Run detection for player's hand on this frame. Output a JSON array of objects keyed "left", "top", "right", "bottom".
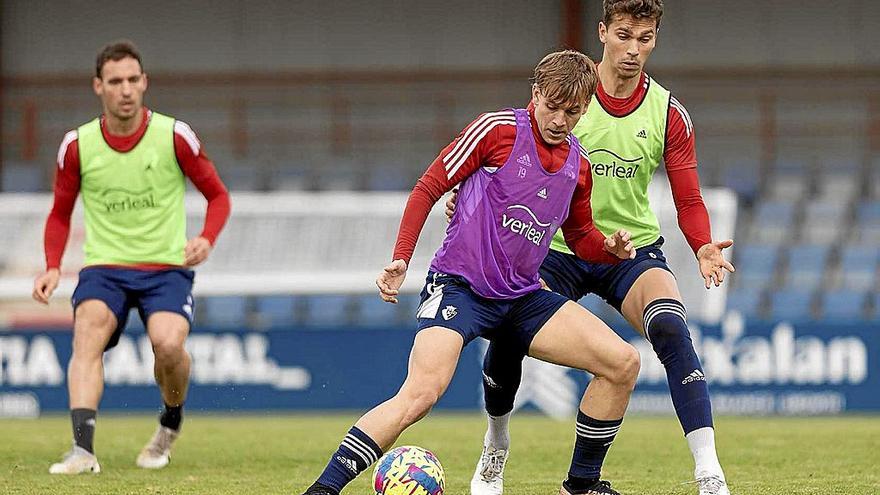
[
  {"left": 184, "top": 236, "right": 213, "bottom": 267},
  {"left": 444, "top": 188, "right": 459, "bottom": 223},
  {"left": 32, "top": 268, "right": 60, "bottom": 305},
  {"left": 604, "top": 229, "right": 636, "bottom": 260},
  {"left": 697, "top": 239, "right": 735, "bottom": 289},
  {"left": 376, "top": 259, "right": 408, "bottom": 304}
]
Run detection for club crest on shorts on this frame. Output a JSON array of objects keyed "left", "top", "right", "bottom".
[{"left": 441, "top": 305, "right": 458, "bottom": 320}]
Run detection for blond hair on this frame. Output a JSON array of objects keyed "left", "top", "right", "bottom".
[{"left": 531, "top": 50, "right": 598, "bottom": 107}]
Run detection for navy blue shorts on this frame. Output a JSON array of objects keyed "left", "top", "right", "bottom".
[
  {"left": 415, "top": 272, "right": 568, "bottom": 353},
  {"left": 71, "top": 267, "right": 195, "bottom": 350},
  {"left": 541, "top": 236, "right": 673, "bottom": 311}
]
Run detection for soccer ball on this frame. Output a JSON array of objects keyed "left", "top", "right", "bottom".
[{"left": 373, "top": 445, "right": 445, "bottom": 495}]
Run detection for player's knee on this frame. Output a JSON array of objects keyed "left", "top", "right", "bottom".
[
  {"left": 151, "top": 337, "right": 186, "bottom": 364},
  {"left": 74, "top": 303, "right": 115, "bottom": 333},
  {"left": 644, "top": 299, "right": 693, "bottom": 357},
  {"left": 615, "top": 344, "right": 641, "bottom": 389}
]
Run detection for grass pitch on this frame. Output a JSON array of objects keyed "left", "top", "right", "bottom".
[{"left": 2, "top": 414, "right": 877, "bottom": 494}]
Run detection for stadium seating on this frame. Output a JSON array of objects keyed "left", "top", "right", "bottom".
[
  {"left": 302, "top": 294, "right": 353, "bottom": 326},
  {"left": 837, "top": 246, "right": 878, "bottom": 291},
  {"left": 801, "top": 201, "right": 847, "bottom": 244},
  {"left": 253, "top": 295, "right": 298, "bottom": 328},
  {"left": 768, "top": 289, "right": 815, "bottom": 322},
  {"left": 356, "top": 293, "right": 401, "bottom": 326},
  {"left": 200, "top": 296, "right": 250, "bottom": 328},
  {"left": 719, "top": 161, "right": 760, "bottom": 203},
  {"left": 783, "top": 244, "right": 830, "bottom": 291},
  {"left": 747, "top": 201, "right": 795, "bottom": 245},
  {"left": 872, "top": 293, "right": 880, "bottom": 320},
  {"left": 734, "top": 244, "right": 779, "bottom": 290},
  {"left": 726, "top": 288, "right": 763, "bottom": 317},
  {"left": 820, "top": 289, "right": 868, "bottom": 321},
  {"left": 768, "top": 170, "right": 809, "bottom": 202},
  {"left": 1, "top": 162, "right": 45, "bottom": 192}
]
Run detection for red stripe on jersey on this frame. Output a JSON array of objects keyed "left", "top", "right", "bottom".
[{"left": 392, "top": 105, "right": 612, "bottom": 265}]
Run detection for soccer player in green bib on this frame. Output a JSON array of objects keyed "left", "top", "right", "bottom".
[
  {"left": 464, "top": 2, "right": 735, "bottom": 495},
  {"left": 32, "top": 41, "right": 231, "bottom": 474}
]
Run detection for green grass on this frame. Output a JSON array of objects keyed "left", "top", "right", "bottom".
[{"left": 2, "top": 414, "right": 878, "bottom": 494}]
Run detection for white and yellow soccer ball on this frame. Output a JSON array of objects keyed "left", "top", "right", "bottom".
[{"left": 373, "top": 445, "right": 445, "bottom": 495}]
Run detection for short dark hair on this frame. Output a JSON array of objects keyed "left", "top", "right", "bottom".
[
  {"left": 531, "top": 50, "right": 598, "bottom": 107},
  {"left": 95, "top": 40, "right": 143, "bottom": 78},
  {"left": 602, "top": 0, "right": 663, "bottom": 29}
]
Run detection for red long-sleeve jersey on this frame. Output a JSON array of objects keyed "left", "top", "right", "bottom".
[
  {"left": 45, "top": 108, "right": 231, "bottom": 270},
  {"left": 392, "top": 105, "right": 618, "bottom": 266},
  {"left": 596, "top": 70, "right": 712, "bottom": 254}
]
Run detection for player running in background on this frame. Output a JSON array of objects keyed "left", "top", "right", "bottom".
[
  {"left": 32, "top": 40, "right": 231, "bottom": 474},
  {"left": 462, "top": 2, "right": 736, "bottom": 495},
  {"left": 299, "top": 50, "right": 639, "bottom": 495}
]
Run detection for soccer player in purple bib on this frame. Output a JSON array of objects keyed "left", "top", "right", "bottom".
[
  {"left": 464, "top": 2, "right": 736, "bottom": 495},
  {"left": 299, "top": 51, "right": 638, "bottom": 495}
]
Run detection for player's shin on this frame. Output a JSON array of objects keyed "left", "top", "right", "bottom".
[
  {"left": 314, "top": 426, "right": 384, "bottom": 494},
  {"left": 643, "top": 299, "right": 722, "bottom": 476},
  {"left": 481, "top": 339, "right": 525, "bottom": 450}
]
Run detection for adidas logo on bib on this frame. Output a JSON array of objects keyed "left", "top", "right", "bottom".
[
  {"left": 636, "top": 129, "right": 647, "bottom": 139},
  {"left": 517, "top": 154, "right": 532, "bottom": 167},
  {"left": 537, "top": 188, "right": 548, "bottom": 199}
]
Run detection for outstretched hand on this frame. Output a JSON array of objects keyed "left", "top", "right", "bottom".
[
  {"left": 604, "top": 229, "right": 636, "bottom": 260},
  {"left": 376, "top": 259, "right": 408, "bottom": 303},
  {"left": 697, "top": 239, "right": 735, "bottom": 288}
]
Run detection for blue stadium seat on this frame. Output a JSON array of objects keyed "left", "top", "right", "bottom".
[
  {"left": 872, "top": 293, "right": 880, "bottom": 321},
  {"left": 367, "top": 165, "right": 416, "bottom": 191},
  {"left": 253, "top": 295, "right": 297, "bottom": 328},
  {"left": 749, "top": 202, "right": 795, "bottom": 245},
  {"left": 720, "top": 164, "right": 759, "bottom": 203},
  {"left": 356, "top": 294, "right": 400, "bottom": 326},
  {"left": 395, "top": 294, "right": 422, "bottom": 324},
  {"left": 303, "top": 294, "right": 352, "bottom": 326},
  {"left": 726, "top": 288, "right": 763, "bottom": 318},
  {"left": 753, "top": 201, "right": 795, "bottom": 227},
  {"left": 768, "top": 171, "right": 809, "bottom": 202},
  {"left": 838, "top": 246, "right": 878, "bottom": 291},
  {"left": 1, "top": 162, "right": 45, "bottom": 192},
  {"left": 802, "top": 202, "right": 847, "bottom": 244},
  {"left": 201, "top": 296, "right": 250, "bottom": 328},
  {"left": 218, "top": 164, "right": 264, "bottom": 191},
  {"left": 734, "top": 244, "right": 779, "bottom": 290},
  {"left": 768, "top": 289, "right": 815, "bottom": 322},
  {"left": 820, "top": 289, "right": 867, "bottom": 321},
  {"left": 818, "top": 172, "right": 859, "bottom": 201},
  {"left": 857, "top": 201, "right": 880, "bottom": 226},
  {"left": 784, "top": 244, "right": 829, "bottom": 290}
]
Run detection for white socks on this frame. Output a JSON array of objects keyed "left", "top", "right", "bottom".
[
  {"left": 686, "top": 427, "right": 725, "bottom": 479},
  {"left": 484, "top": 413, "right": 511, "bottom": 450}
]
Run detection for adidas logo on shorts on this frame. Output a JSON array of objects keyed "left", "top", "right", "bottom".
[{"left": 682, "top": 369, "right": 706, "bottom": 385}]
